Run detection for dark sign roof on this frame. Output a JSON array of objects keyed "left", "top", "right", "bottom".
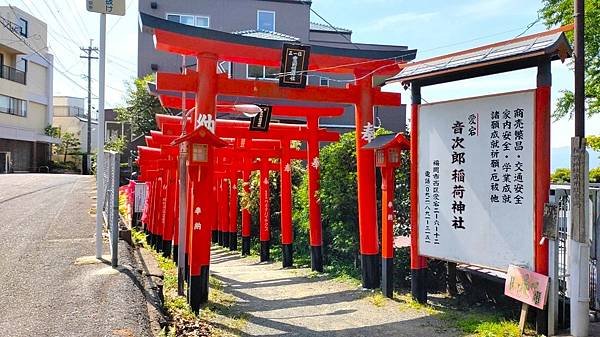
[
  {"left": 386, "top": 25, "right": 572, "bottom": 87},
  {"left": 362, "top": 133, "right": 409, "bottom": 150}
]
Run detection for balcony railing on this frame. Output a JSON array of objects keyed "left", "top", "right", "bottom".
[{"left": 0, "top": 65, "right": 26, "bottom": 85}]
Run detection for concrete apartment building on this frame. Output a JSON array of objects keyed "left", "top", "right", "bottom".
[
  {"left": 0, "top": 6, "right": 55, "bottom": 173},
  {"left": 138, "top": 0, "right": 407, "bottom": 132},
  {"left": 53, "top": 96, "right": 98, "bottom": 154}
]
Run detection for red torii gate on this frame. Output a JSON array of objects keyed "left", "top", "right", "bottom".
[
  {"left": 140, "top": 12, "right": 415, "bottom": 310},
  {"left": 157, "top": 113, "right": 339, "bottom": 267}
]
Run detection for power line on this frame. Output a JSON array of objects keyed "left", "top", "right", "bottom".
[
  {"left": 299, "top": 0, "right": 360, "bottom": 50},
  {"left": 107, "top": 0, "right": 135, "bottom": 34}
]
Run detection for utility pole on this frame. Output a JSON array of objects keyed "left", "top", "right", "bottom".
[
  {"left": 570, "top": 0, "right": 589, "bottom": 336},
  {"left": 80, "top": 40, "right": 98, "bottom": 175}
]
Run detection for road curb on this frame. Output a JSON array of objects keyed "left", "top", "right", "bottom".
[{"left": 132, "top": 243, "right": 168, "bottom": 336}]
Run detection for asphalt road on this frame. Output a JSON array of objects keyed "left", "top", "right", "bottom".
[{"left": 0, "top": 174, "right": 151, "bottom": 337}]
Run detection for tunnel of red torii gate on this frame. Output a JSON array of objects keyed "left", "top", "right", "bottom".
[{"left": 137, "top": 12, "right": 416, "bottom": 311}]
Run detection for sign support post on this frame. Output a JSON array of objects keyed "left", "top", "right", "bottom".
[
  {"left": 95, "top": 12, "right": 107, "bottom": 260},
  {"left": 410, "top": 84, "right": 428, "bottom": 303},
  {"left": 570, "top": 0, "right": 589, "bottom": 335}
]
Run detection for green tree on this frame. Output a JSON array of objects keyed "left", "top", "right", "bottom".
[
  {"left": 104, "top": 136, "right": 127, "bottom": 153},
  {"left": 540, "top": 0, "right": 600, "bottom": 119},
  {"left": 115, "top": 74, "right": 167, "bottom": 137},
  {"left": 57, "top": 132, "right": 81, "bottom": 163},
  {"left": 551, "top": 168, "right": 571, "bottom": 183},
  {"left": 589, "top": 167, "right": 600, "bottom": 183}
]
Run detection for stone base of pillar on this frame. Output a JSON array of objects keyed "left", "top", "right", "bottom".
[
  {"left": 241, "top": 236, "right": 251, "bottom": 256},
  {"left": 188, "top": 266, "right": 209, "bottom": 313},
  {"left": 260, "top": 240, "right": 270, "bottom": 262},
  {"left": 222, "top": 232, "right": 230, "bottom": 248},
  {"left": 310, "top": 245, "right": 323, "bottom": 272},
  {"left": 229, "top": 232, "right": 237, "bottom": 251},
  {"left": 217, "top": 230, "right": 223, "bottom": 246},
  {"left": 184, "top": 253, "right": 189, "bottom": 281},
  {"left": 282, "top": 244, "right": 293, "bottom": 268},
  {"left": 162, "top": 240, "right": 172, "bottom": 259},
  {"left": 382, "top": 257, "right": 394, "bottom": 298},
  {"left": 361, "top": 253, "right": 380, "bottom": 289},
  {"left": 411, "top": 268, "right": 427, "bottom": 304}
]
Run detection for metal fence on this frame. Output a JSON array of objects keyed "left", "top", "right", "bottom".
[
  {"left": 550, "top": 187, "right": 600, "bottom": 331},
  {"left": 102, "top": 151, "right": 120, "bottom": 268}
]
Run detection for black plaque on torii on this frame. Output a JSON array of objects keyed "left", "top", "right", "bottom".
[{"left": 279, "top": 43, "right": 311, "bottom": 88}]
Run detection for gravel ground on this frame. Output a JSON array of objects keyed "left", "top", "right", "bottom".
[
  {"left": 0, "top": 174, "right": 151, "bottom": 337},
  {"left": 210, "top": 247, "right": 460, "bottom": 337}
]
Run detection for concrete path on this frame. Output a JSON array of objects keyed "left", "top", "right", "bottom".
[
  {"left": 0, "top": 174, "right": 151, "bottom": 337},
  {"left": 210, "top": 247, "right": 459, "bottom": 337}
]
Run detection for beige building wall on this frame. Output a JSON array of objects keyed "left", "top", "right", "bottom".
[{"left": 0, "top": 5, "right": 56, "bottom": 172}]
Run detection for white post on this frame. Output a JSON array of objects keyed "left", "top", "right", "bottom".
[
  {"left": 570, "top": 139, "right": 590, "bottom": 337},
  {"left": 95, "top": 13, "right": 107, "bottom": 259}
]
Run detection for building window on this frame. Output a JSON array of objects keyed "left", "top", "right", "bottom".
[
  {"left": 319, "top": 77, "right": 330, "bottom": 87},
  {"left": 246, "top": 65, "right": 278, "bottom": 81},
  {"left": 257, "top": 10, "right": 275, "bottom": 32},
  {"left": 0, "top": 94, "right": 27, "bottom": 117},
  {"left": 167, "top": 14, "right": 210, "bottom": 28},
  {"left": 218, "top": 61, "right": 232, "bottom": 78},
  {"left": 19, "top": 18, "right": 27, "bottom": 37}
]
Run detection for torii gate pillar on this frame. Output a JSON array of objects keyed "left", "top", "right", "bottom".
[
  {"left": 355, "top": 74, "right": 380, "bottom": 289},
  {"left": 188, "top": 54, "right": 218, "bottom": 312},
  {"left": 259, "top": 159, "right": 271, "bottom": 262},
  {"left": 280, "top": 139, "right": 294, "bottom": 268},
  {"left": 307, "top": 117, "right": 323, "bottom": 272},
  {"left": 241, "top": 170, "right": 252, "bottom": 256}
]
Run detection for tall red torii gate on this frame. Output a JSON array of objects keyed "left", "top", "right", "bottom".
[
  {"left": 140, "top": 13, "right": 416, "bottom": 309},
  {"left": 157, "top": 113, "right": 339, "bottom": 268}
]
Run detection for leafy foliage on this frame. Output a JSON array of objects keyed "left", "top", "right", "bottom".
[
  {"left": 551, "top": 167, "right": 571, "bottom": 183},
  {"left": 105, "top": 136, "right": 127, "bottom": 153},
  {"left": 44, "top": 125, "right": 60, "bottom": 138},
  {"left": 115, "top": 74, "right": 167, "bottom": 137},
  {"left": 57, "top": 131, "right": 81, "bottom": 163},
  {"left": 540, "top": 0, "right": 600, "bottom": 119}
]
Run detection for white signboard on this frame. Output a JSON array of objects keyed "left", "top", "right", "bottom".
[
  {"left": 86, "top": 0, "right": 126, "bottom": 16},
  {"left": 134, "top": 183, "right": 147, "bottom": 213},
  {"left": 418, "top": 90, "right": 536, "bottom": 271}
]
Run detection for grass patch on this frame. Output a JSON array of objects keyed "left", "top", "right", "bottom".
[
  {"left": 440, "top": 309, "right": 522, "bottom": 337},
  {"left": 368, "top": 292, "right": 387, "bottom": 307},
  {"left": 131, "top": 227, "right": 247, "bottom": 336}
]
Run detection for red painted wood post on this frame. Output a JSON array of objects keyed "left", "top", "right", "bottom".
[
  {"left": 229, "top": 174, "right": 239, "bottom": 251},
  {"left": 241, "top": 169, "right": 252, "bottom": 256},
  {"left": 173, "top": 171, "right": 180, "bottom": 264},
  {"left": 535, "top": 62, "right": 551, "bottom": 276},
  {"left": 410, "top": 85, "right": 428, "bottom": 303},
  {"left": 162, "top": 165, "right": 177, "bottom": 258},
  {"left": 307, "top": 117, "right": 323, "bottom": 272},
  {"left": 355, "top": 73, "right": 380, "bottom": 288},
  {"left": 381, "top": 166, "right": 395, "bottom": 298},
  {"left": 216, "top": 178, "right": 224, "bottom": 246},
  {"left": 221, "top": 178, "right": 231, "bottom": 248},
  {"left": 188, "top": 54, "right": 218, "bottom": 312},
  {"left": 280, "top": 139, "right": 294, "bottom": 267},
  {"left": 259, "top": 159, "right": 271, "bottom": 262}
]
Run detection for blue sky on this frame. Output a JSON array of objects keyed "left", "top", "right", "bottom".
[{"left": 3, "top": 0, "right": 596, "bottom": 169}]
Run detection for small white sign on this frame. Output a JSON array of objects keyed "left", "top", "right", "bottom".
[
  {"left": 418, "top": 90, "right": 536, "bottom": 271},
  {"left": 86, "top": 0, "right": 126, "bottom": 16}
]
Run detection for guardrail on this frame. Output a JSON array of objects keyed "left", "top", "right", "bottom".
[
  {"left": 102, "top": 151, "right": 120, "bottom": 267},
  {"left": 0, "top": 65, "right": 26, "bottom": 85}
]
